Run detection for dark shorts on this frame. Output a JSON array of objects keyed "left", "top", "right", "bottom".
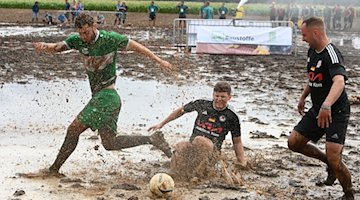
[
  {"left": 149, "top": 13, "right": 156, "bottom": 21},
  {"left": 179, "top": 15, "right": 186, "bottom": 18},
  {"left": 294, "top": 104, "right": 350, "bottom": 144},
  {"left": 78, "top": 89, "right": 121, "bottom": 134}
]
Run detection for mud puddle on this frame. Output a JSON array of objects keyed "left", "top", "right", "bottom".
[{"left": 0, "top": 77, "right": 295, "bottom": 148}]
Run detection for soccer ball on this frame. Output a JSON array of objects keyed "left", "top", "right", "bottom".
[{"left": 149, "top": 173, "right": 175, "bottom": 197}]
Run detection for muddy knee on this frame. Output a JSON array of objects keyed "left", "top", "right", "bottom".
[
  {"left": 326, "top": 142, "right": 344, "bottom": 171},
  {"left": 66, "top": 118, "right": 87, "bottom": 137},
  {"left": 99, "top": 129, "right": 116, "bottom": 151},
  {"left": 192, "top": 136, "right": 214, "bottom": 151},
  {"left": 101, "top": 140, "right": 115, "bottom": 151},
  {"left": 287, "top": 131, "right": 305, "bottom": 152},
  {"left": 287, "top": 137, "right": 298, "bottom": 151}
]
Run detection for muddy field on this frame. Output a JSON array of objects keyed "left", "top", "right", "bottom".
[{"left": 0, "top": 8, "right": 359, "bottom": 200}]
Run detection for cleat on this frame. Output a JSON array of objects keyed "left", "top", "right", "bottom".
[{"left": 150, "top": 131, "right": 172, "bottom": 158}]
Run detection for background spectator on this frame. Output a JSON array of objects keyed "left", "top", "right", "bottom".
[
  {"left": 64, "top": 0, "right": 71, "bottom": 21},
  {"left": 32, "top": 1, "right": 40, "bottom": 22},
  {"left": 218, "top": 2, "right": 228, "bottom": 19},
  {"left": 202, "top": 1, "right": 213, "bottom": 19},
  {"left": 148, "top": 1, "right": 159, "bottom": 28}
]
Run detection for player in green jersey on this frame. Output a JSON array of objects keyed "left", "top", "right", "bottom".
[{"left": 33, "top": 13, "right": 172, "bottom": 176}]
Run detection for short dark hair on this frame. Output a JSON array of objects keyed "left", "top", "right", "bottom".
[
  {"left": 75, "top": 13, "right": 94, "bottom": 28},
  {"left": 302, "top": 17, "right": 324, "bottom": 29},
  {"left": 214, "top": 81, "right": 231, "bottom": 95}
]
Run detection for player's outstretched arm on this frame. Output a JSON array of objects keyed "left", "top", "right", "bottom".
[
  {"left": 148, "top": 106, "right": 185, "bottom": 132},
  {"left": 127, "top": 40, "right": 172, "bottom": 71},
  {"left": 33, "top": 42, "right": 67, "bottom": 54}
]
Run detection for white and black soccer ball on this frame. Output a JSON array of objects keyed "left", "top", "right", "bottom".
[{"left": 149, "top": 173, "right": 175, "bottom": 197}]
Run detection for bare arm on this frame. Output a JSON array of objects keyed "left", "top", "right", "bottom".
[
  {"left": 33, "top": 42, "right": 67, "bottom": 54},
  {"left": 317, "top": 75, "right": 345, "bottom": 128},
  {"left": 127, "top": 40, "right": 172, "bottom": 71},
  {"left": 233, "top": 136, "right": 246, "bottom": 165},
  {"left": 298, "top": 83, "right": 310, "bottom": 115},
  {"left": 148, "top": 106, "right": 185, "bottom": 131}
]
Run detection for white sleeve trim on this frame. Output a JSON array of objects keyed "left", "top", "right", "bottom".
[
  {"left": 126, "top": 38, "right": 131, "bottom": 50},
  {"left": 62, "top": 41, "right": 70, "bottom": 49}
]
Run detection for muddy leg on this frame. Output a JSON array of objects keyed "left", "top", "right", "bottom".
[
  {"left": 49, "top": 118, "right": 88, "bottom": 173},
  {"left": 100, "top": 129, "right": 171, "bottom": 157},
  {"left": 99, "top": 127, "right": 151, "bottom": 150},
  {"left": 288, "top": 130, "right": 328, "bottom": 164},
  {"left": 326, "top": 142, "right": 353, "bottom": 196}
]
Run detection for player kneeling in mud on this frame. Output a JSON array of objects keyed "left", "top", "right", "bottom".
[
  {"left": 32, "top": 13, "right": 172, "bottom": 177},
  {"left": 148, "top": 82, "right": 247, "bottom": 179}
]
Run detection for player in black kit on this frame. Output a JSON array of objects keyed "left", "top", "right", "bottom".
[
  {"left": 287, "top": 17, "right": 354, "bottom": 200},
  {"left": 148, "top": 81, "right": 246, "bottom": 170}
]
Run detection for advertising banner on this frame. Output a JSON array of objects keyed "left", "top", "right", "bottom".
[
  {"left": 197, "top": 26, "right": 292, "bottom": 45},
  {"left": 195, "top": 26, "right": 292, "bottom": 55}
]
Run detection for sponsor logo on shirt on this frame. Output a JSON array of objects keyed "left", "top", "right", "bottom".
[
  {"left": 308, "top": 72, "right": 323, "bottom": 81},
  {"left": 219, "top": 115, "right": 226, "bottom": 122},
  {"left": 195, "top": 120, "right": 224, "bottom": 135},
  {"left": 308, "top": 71, "right": 323, "bottom": 88},
  {"left": 316, "top": 60, "right": 322, "bottom": 68}
]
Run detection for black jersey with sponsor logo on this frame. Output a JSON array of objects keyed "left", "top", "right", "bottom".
[
  {"left": 183, "top": 99, "right": 241, "bottom": 150},
  {"left": 307, "top": 43, "right": 349, "bottom": 112}
]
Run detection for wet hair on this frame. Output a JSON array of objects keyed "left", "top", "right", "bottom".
[
  {"left": 214, "top": 81, "right": 231, "bottom": 95},
  {"left": 74, "top": 13, "right": 94, "bottom": 28},
  {"left": 302, "top": 17, "right": 325, "bottom": 29}
]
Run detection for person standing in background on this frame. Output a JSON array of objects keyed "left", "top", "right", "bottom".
[
  {"left": 64, "top": 0, "right": 71, "bottom": 21},
  {"left": 348, "top": 5, "right": 355, "bottom": 30},
  {"left": 148, "top": 1, "right": 159, "bottom": 28},
  {"left": 32, "top": 1, "right": 40, "bottom": 22},
  {"left": 70, "top": 0, "right": 77, "bottom": 22},
  {"left": 177, "top": 0, "right": 189, "bottom": 28},
  {"left": 202, "top": 1, "right": 213, "bottom": 19},
  {"left": 218, "top": 2, "right": 228, "bottom": 19},
  {"left": 270, "top": 1, "right": 276, "bottom": 21},
  {"left": 199, "top": 1, "right": 206, "bottom": 19},
  {"left": 121, "top": 1, "right": 128, "bottom": 25}
]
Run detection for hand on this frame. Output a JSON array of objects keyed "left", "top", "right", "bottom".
[
  {"left": 297, "top": 98, "right": 306, "bottom": 115},
  {"left": 148, "top": 123, "right": 163, "bottom": 132},
  {"left": 159, "top": 60, "right": 172, "bottom": 72},
  {"left": 235, "top": 160, "right": 252, "bottom": 170},
  {"left": 317, "top": 109, "right": 332, "bottom": 128}
]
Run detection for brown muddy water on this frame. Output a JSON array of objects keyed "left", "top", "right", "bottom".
[{"left": 0, "top": 24, "right": 359, "bottom": 200}]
